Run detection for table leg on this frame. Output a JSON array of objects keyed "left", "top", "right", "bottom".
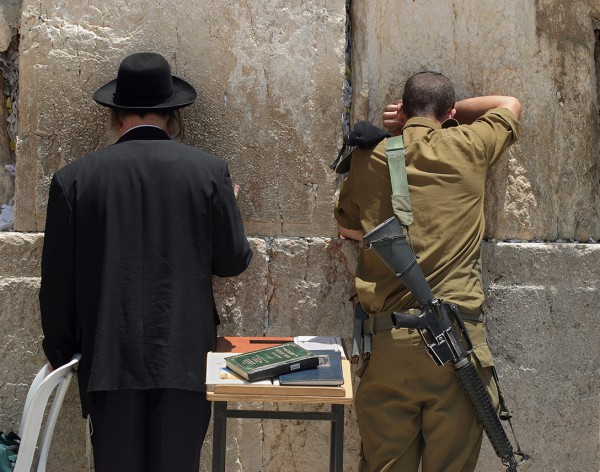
[
  {"left": 211, "top": 401, "right": 346, "bottom": 472},
  {"left": 212, "top": 401, "right": 227, "bottom": 472},
  {"left": 330, "top": 403, "right": 345, "bottom": 472}
]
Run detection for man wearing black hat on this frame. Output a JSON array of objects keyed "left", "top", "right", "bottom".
[{"left": 39, "top": 52, "right": 252, "bottom": 472}]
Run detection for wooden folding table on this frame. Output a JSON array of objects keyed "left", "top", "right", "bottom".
[{"left": 207, "top": 360, "right": 353, "bottom": 472}]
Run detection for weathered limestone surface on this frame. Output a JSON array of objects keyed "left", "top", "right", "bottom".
[
  {"left": 0, "top": 0, "right": 20, "bottom": 52},
  {"left": 593, "top": 0, "right": 600, "bottom": 17},
  {"left": 0, "top": 234, "right": 87, "bottom": 472},
  {"left": 15, "top": 0, "right": 345, "bottom": 236},
  {"left": 0, "top": 87, "right": 13, "bottom": 204},
  {"left": 214, "top": 237, "right": 358, "bottom": 336},
  {"left": 1, "top": 233, "right": 598, "bottom": 471},
  {"left": 0, "top": 233, "right": 362, "bottom": 471},
  {"left": 2, "top": 0, "right": 600, "bottom": 471},
  {"left": 351, "top": 0, "right": 600, "bottom": 241},
  {"left": 0, "top": 231, "right": 41, "bottom": 276},
  {"left": 478, "top": 242, "right": 600, "bottom": 471},
  {"left": 208, "top": 237, "right": 361, "bottom": 471}
]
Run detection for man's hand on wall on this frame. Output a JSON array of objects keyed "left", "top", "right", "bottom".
[{"left": 382, "top": 100, "right": 407, "bottom": 135}]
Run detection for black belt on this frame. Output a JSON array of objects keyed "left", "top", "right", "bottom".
[{"left": 363, "top": 309, "right": 484, "bottom": 334}]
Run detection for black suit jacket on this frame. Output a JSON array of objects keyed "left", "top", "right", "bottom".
[{"left": 39, "top": 126, "right": 252, "bottom": 415}]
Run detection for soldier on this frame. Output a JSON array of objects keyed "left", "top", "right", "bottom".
[{"left": 335, "top": 71, "right": 521, "bottom": 471}]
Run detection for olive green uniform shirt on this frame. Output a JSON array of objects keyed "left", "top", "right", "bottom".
[{"left": 335, "top": 108, "right": 519, "bottom": 315}]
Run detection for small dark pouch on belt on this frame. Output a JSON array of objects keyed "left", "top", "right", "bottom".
[{"left": 351, "top": 302, "right": 371, "bottom": 364}]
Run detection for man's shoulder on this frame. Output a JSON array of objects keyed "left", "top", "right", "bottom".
[
  {"left": 56, "top": 141, "right": 227, "bottom": 183},
  {"left": 425, "top": 107, "right": 518, "bottom": 165},
  {"left": 461, "top": 107, "right": 519, "bottom": 148},
  {"left": 104, "top": 139, "right": 225, "bottom": 165},
  {"left": 481, "top": 106, "right": 519, "bottom": 121},
  {"left": 165, "top": 141, "right": 227, "bottom": 171},
  {"left": 55, "top": 143, "right": 124, "bottom": 174},
  {"left": 54, "top": 148, "right": 102, "bottom": 176},
  {"left": 430, "top": 107, "right": 517, "bottom": 141},
  {"left": 350, "top": 138, "right": 388, "bottom": 169},
  {"left": 466, "top": 107, "right": 519, "bottom": 134}
]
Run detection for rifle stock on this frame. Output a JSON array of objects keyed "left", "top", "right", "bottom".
[{"left": 363, "top": 217, "right": 434, "bottom": 305}]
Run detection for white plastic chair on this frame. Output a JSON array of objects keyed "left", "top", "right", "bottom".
[{"left": 14, "top": 354, "right": 81, "bottom": 472}]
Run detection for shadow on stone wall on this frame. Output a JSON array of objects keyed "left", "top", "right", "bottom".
[{"left": 0, "top": 34, "right": 18, "bottom": 230}]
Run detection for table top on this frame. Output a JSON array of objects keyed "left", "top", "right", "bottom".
[{"left": 206, "top": 359, "right": 354, "bottom": 405}]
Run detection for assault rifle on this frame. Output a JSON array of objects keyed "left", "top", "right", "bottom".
[{"left": 363, "top": 216, "right": 529, "bottom": 472}]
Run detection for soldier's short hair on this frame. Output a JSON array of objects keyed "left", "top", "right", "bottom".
[{"left": 402, "top": 71, "right": 455, "bottom": 121}]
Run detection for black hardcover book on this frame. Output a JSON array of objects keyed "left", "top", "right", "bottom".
[{"left": 278, "top": 350, "right": 343, "bottom": 386}]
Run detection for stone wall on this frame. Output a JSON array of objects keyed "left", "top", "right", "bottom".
[
  {"left": 0, "top": 0, "right": 599, "bottom": 471},
  {"left": 480, "top": 243, "right": 600, "bottom": 471},
  {"left": 0, "top": 81, "right": 13, "bottom": 205},
  {"left": 14, "top": 0, "right": 344, "bottom": 236},
  {"left": 0, "top": 234, "right": 361, "bottom": 472},
  {"left": 0, "top": 28, "right": 18, "bottom": 229},
  {"left": 0, "top": 0, "right": 20, "bottom": 52},
  {"left": 351, "top": 0, "right": 600, "bottom": 241}
]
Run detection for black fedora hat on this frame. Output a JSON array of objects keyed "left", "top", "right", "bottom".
[{"left": 93, "top": 52, "right": 197, "bottom": 111}]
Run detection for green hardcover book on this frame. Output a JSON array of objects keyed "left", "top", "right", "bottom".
[{"left": 225, "top": 342, "right": 319, "bottom": 382}]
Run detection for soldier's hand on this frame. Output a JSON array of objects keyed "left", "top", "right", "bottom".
[{"left": 383, "top": 101, "right": 406, "bottom": 136}]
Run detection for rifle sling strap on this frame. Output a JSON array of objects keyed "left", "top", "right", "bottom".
[{"left": 386, "top": 135, "right": 413, "bottom": 226}]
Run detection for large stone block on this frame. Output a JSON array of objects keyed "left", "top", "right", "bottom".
[
  {"left": 0, "top": 0, "right": 19, "bottom": 52},
  {"left": 214, "top": 237, "right": 359, "bottom": 338},
  {"left": 0, "top": 76, "right": 14, "bottom": 205},
  {"left": 0, "top": 276, "right": 44, "bottom": 425},
  {"left": 213, "top": 238, "right": 269, "bottom": 336},
  {"left": 0, "top": 234, "right": 44, "bottom": 432},
  {"left": 477, "top": 242, "right": 600, "bottom": 471},
  {"left": 206, "top": 237, "right": 361, "bottom": 471},
  {"left": 262, "top": 237, "right": 357, "bottom": 336},
  {"left": 350, "top": 0, "right": 600, "bottom": 241},
  {"left": 1, "top": 237, "right": 599, "bottom": 471},
  {"left": 0, "top": 234, "right": 362, "bottom": 471},
  {"left": 0, "top": 231, "right": 42, "bottom": 277},
  {"left": 0, "top": 273, "right": 88, "bottom": 472},
  {"left": 15, "top": 0, "right": 346, "bottom": 237}
]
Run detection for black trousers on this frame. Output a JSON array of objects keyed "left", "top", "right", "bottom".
[{"left": 89, "top": 388, "right": 212, "bottom": 472}]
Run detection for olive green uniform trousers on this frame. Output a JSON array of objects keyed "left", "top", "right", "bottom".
[{"left": 355, "top": 322, "right": 498, "bottom": 472}]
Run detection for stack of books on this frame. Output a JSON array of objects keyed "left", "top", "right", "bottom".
[
  {"left": 206, "top": 336, "right": 347, "bottom": 397},
  {"left": 225, "top": 342, "right": 320, "bottom": 382}
]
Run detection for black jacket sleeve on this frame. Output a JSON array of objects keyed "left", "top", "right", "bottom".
[
  {"left": 39, "top": 173, "right": 78, "bottom": 368},
  {"left": 212, "top": 163, "right": 252, "bottom": 277}
]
